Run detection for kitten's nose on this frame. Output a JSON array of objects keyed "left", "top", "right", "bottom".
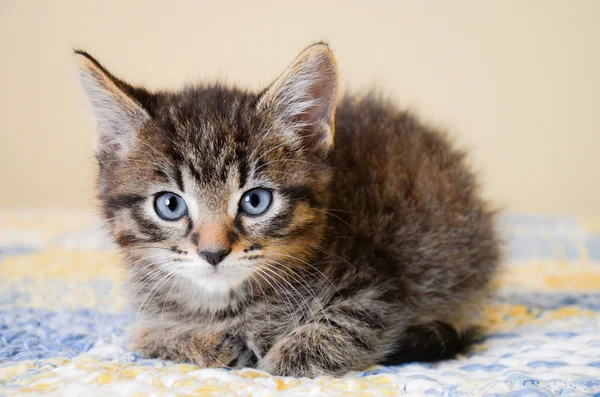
[{"left": 199, "top": 249, "right": 230, "bottom": 266}]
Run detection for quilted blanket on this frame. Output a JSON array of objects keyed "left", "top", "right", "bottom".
[{"left": 1, "top": 210, "right": 599, "bottom": 396}]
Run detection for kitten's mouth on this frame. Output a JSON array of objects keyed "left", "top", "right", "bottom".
[{"left": 170, "top": 257, "right": 254, "bottom": 293}]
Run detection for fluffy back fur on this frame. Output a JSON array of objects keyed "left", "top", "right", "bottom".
[{"left": 76, "top": 43, "right": 499, "bottom": 377}]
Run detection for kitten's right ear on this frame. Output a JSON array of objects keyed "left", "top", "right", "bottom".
[
  {"left": 74, "top": 50, "right": 149, "bottom": 159},
  {"left": 257, "top": 43, "right": 338, "bottom": 153}
]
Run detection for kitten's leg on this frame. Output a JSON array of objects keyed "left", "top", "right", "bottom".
[
  {"left": 258, "top": 304, "right": 388, "bottom": 377},
  {"left": 380, "top": 322, "right": 476, "bottom": 365},
  {"left": 135, "top": 328, "right": 257, "bottom": 368},
  {"left": 259, "top": 312, "right": 472, "bottom": 376}
]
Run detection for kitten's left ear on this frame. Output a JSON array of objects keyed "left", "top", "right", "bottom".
[
  {"left": 74, "top": 50, "right": 150, "bottom": 160},
  {"left": 257, "top": 43, "right": 338, "bottom": 152}
]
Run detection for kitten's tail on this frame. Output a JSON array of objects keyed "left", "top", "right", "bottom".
[{"left": 380, "top": 322, "right": 480, "bottom": 366}]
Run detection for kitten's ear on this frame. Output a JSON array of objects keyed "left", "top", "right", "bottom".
[
  {"left": 74, "top": 50, "right": 150, "bottom": 159},
  {"left": 257, "top": 43, "right": 338, "bottom": 152}
]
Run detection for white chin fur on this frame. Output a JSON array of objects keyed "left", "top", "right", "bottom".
[
  {"left": 169, "top": 260, "right": 252, "bottom": 312},
  {"left": 191, "top": 273, "right": 236, "bottom": 294}
]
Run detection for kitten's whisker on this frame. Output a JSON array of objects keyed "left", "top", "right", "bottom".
[
  {"left": 78, "top": 250, "right": 122, "bottom": 284},
  {"left": 248, "top": 273, "right": 272, "bottom": 330},
  {"left": 111, "top": 260, "right": 173, "bottom": 332},
  {"left": 120, "top": 260, "right": 173, "bottom": 312},
  {"left": 139, "top": 270, "right": 178, "bottom": 322},
  {"left": 256, "top": 169, "right": 318, "bottom": 182},
  {"left": 255, "top": 158, "right": 332, "bottom": 172},
  {"left": 254, "top": 268, "right": 299, "bottom": 329},
  {"left": 136, "top": 140, "right": 175, "bottom": 168},
  {"left": 160, "top": 272, "right": 183, "bottom": 337},
  {"left": 252, "top": 140, "right": 289, "bottom": 164},
  {"left": 244, "top": 275, "right": 256, "bottom": 313},
  {"left": 318, "top": 208, "right": 355, "bottom": 214},
  {"left": 98, "top": 255, "right": 165, "bottom": 317},
  {"left": 314, "top": 208, "right": 356, "bottom": 232},
  {"left": 115, "top": 255, "right": 167, "bottom": 285},
  {"left": 248, "top": 124, "right": 276, "bottom": 164},
  {"left": 97, "top": 159, "right": 170, "bottom": 169},
  {"left": 252, "top": 268, "right": 282, "bottom": 313},
  {"left": 261, "top": 260, "right": 332, "bottom": 330},
  {"left": 313, "top": 246, "right": 357, "bottom": 269},
  {"left": 136, "top": 270, "right": 173, "bottom": 320},
  {"left": 260, "top": 261, "right": 320, "bottom": 324},
  {"left": 129, "top": 245, "right": 186, "bottom": 254},
  {"left": 259, "top": 263, "right": 311, "bottom": 322},
  {"left": 93, "top": 215, "right": 120, "bottom": 226},
  {"left": 262, "top": 257, "right": 324, "bottom": 284},
  {"left": 267, "top": 252, "right": 341, "bottom": 297},
  {"left": 170, "top": 269, "right": 186, "bottom": 325},
  {"left": 124, "top": 262, "right": 171, "bottom": 303},
  {"left": 230, "top": 284, "right": 249, "bottom": 319},
  {"left": 134, "top": 268, "right": 177, "bottom": 331},
  {"left": 105, "top": 254, "right": 166, "bottom": 310}
]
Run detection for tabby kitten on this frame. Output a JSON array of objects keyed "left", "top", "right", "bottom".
[{"left": 76, "top": 43, "right": 499, "bottom": 377}]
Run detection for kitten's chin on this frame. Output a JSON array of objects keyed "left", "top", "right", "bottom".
[
  {"left": 176, "top": 262, "right": 251, "bottom": 296},
  {"left": 190, "top": 275, "right": 237, "bottom": 294}
]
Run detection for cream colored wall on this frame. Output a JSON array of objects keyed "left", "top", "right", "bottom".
[{"left": 1, "top": 0, "right": 598, "bottom": 215}]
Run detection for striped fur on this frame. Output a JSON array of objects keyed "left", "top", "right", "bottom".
[{"left": 76, "top": 43, "right": 499, "bottom": 377}]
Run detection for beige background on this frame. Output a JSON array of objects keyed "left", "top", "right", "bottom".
[{"left": 0, "top": 0, "right": 598, "bottom": 216}]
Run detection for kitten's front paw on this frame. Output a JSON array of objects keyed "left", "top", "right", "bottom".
[
  {"left": 258, "top": 337, "right": 343, "bottom": 378},
  {"left": 135, "top": 329, "right": 257, "bottom": 368},
  {"left": 221, "top": 334, "right": 259, "bottom": 368},
  {"left": 258, "top": 353, "right": 299, "bottom": 377},
  {"left": 258, "top": 322, "right": 368, "bottom": 377},
  {"left": 258, "top": 347, "right": 325, "bottom": 378}
]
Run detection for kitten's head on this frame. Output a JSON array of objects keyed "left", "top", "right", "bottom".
[{"left": 76, "top": 44, "right": 338, "bottom": 294}]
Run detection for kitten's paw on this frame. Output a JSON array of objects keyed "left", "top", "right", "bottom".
[
  {"left": 258, "top": 323, "right": 365, "bottom": 377},
  {"left": 258, "top": 339, "right": 341, "bottom": 378},
  {"left": 220, "top": 334, "right": 258, "bottom": 368},
  {"left": 259, "top": 349, "right": 323, "bottom": 378},
  {"left": 134, "top": 329, "right": 257, "bottom": 368},
  {"left": 258, "top": 354, "right": 298, "bottom": 377}
]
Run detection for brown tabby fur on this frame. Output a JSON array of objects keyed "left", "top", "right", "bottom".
[{"left": 76, "top": 43, "right": 499, "bottom": 377}]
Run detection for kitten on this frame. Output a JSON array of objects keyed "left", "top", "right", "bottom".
[{"left": 76, "top": 43, "right": 499, "bottom": 377}]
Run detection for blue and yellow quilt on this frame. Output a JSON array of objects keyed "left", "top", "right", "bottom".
[{"left": 1, "top": 210, "right": 599, "bottom": 396}]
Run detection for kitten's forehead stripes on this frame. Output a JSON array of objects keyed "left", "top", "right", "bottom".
[
  {"left": 236, "top": 149, "right": 249, "bottom": 188},
  {"left": 164, "top": 145, "right": 186, "bottom": 176},
  {"left": 188, "top": 164, "right": 203, "bottom": 185},
  {"left": 175, "top": 168, "right": 185, "bottom": 192},
  {"left": 159, "top": 89, "right": 258, "bottom": 189},
  {"left": 153, "top": 167, "right": 170, "bottom": 182}
]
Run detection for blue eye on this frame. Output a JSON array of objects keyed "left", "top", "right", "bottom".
[
  {"left": 239, "top": 188, "right": 272, "bottom": 216},
  {"left": 154, "top": 192, "right": 188, "bottom": 221}
]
